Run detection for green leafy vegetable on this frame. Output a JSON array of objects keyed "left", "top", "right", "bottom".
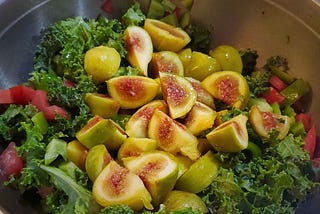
[
  {"left": 240, "top": 49, "right": 259, "bottom": 75},
  {"left": 122, "top": 2, "right": 146, "bottom": 27},
  {"left": 44, "top": 139, "right": 68, "bottom": 165},
  {"left": 40, "top": 165, "right": 98, "bottom": 214},
  {"left": 185, "top": 24, "right": 212, "bottom": 53}
]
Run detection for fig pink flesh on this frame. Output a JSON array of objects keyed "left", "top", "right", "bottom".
[{"left": 218, "top": 76, "right": 239, "bottom": 105}]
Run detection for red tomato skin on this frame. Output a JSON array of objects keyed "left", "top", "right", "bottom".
[
  {"left": 295, "top": 113, "right": 312, "bottom": 132},
  {"left": 43, "top": 105, "right": 69, "bottom": 120},
  {"left": 30, "top": 90, "right": 50, "bottom": 111},
  {"left": 269, "top": 75, "right": 287, "bottom": 91},
  {"left": 262, "top": 87, "right": 285, "bottom": 105},
  {"left": 101, "top": 0, "right": 112, "bottom": 13},
  {"left": 0, "top": 89, "right": 13, "bottom": 104},
  {"left": 0, "top": 142, "right": 24, "bottom": 182},
  {"left": 303, "top": 126, "right": 317, "bottom": 159},
  {"left": 9, "top": 85, "right": 36, "bottom": 105}
]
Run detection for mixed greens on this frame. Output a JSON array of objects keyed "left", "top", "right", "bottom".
[{"left": 0, "top": 1, "right": 319, "bottom": 214}]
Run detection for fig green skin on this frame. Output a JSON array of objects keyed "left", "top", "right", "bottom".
[
  {"left": 163, "top": 190, "right": 208, "bottom": 213},
  {"left": 175, "top": 150, "right": 220, "bottom": 193},
  {"left": 76, "top": 116, "right": 116, "bottom": 149},
  {"left": 184, "top": 51, "right": 221, "bottom": 81},
  {"left": 85, "top": 144, "right": 112, "bottom": 182},
  {"left": 209, "top": 45, "right": 243, "bottom": 73},
  {"left": 84, "top": 45, "right": 121, "bottom": 84},
  {"left": 123, "top": 151, "right": 179, "bottom": 206}
]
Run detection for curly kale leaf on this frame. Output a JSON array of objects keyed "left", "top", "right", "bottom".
[
  {"left": 185, "top": 24, "right": 212, "bottom": 53},
  {"left": 245, "top": 70, "right": 270, "bottom": 97},
  {"left": 34, "top": 16, "right": 125, "bottom": 83},
  {"left": 122, "top": 2, "right": 146, "bottom": 27},
  {"left": 202, "top": 134, "right": 317, "bottom": 213},
  {"left": 240, "top": 49, "right": 259, "bottom": 75}
]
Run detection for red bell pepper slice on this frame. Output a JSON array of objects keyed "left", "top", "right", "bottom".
[
  {"left": 0, "top": 89, "right": 13, "bottom": 104},
  {"left": 303, "top": 125, "right": 316, "bottom": 159},
  {"left": 262, "top": 87, "right": 285, "bottom": 105}
]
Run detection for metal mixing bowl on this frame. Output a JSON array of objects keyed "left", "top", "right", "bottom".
[{"left": 0, "top": 0, "right": 320, "bottom": 213}]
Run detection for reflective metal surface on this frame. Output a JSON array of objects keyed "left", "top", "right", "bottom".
[{"left": 0, "top": 0, "right": 320, "bottom": 213}]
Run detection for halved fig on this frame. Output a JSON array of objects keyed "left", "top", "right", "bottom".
[
  {"left": 159, "top": 72, "right": 196, "bottom": 119},
  {"left": 107, "top": 76, "right": 160, "bottom": 109},
  {"left": 117, "top": 137, "right": 158, "bottom": 161},
  {"left": 104, "top": 119, "right": 127, "bottom": 151},
  {"left": 66, "top": 140, "right": 88, "bottom": 170},
  {"left": 148, "top": 109, "right": 200, "bottom": 160},
  {"left": 125, "top": 100, "right": 168, "bottom": 138},
  {"left": 123, "top": 151, "right": 179, "bottom": 206},
  {"left": 149, "top": 51, "right": 184, "bottom": 78},
  {"left": 174, "top": 155, "right": 193, "bottom": 179},
  {"left": 144, "top": 18, "right": 191, "bottom": 52},
  {"left": 124, "top": 26, "right": 153, "bottom": 76},
  {"left": 175, "top": 151, "right": 220, "bottom": 193},
  {"left": 249, "top": 105, "right": 291, "bottom": 140},
  {"left": 84, "top": 93, "right": 120, "bottom": 119},
  {"left": 206, "top": 114, "right": 249, "bottom": 152},
  {"left": 76, "top": 115, "right": 116, "bottom": 149},
  {"left": 186, "top": 77, "right": 215, "bottom": 109},
  {"left": 163, "top": 190, "right": 208, "bottom": 213},
  {"left": 201, "top": 71, "right": 249, "bottom": 110},
  {"left": 180, "top": 101, "right": 216, "bottom": 136},
  {"left": 85, "top": 144, "right": 112, "bottom": 182},
  {"left": 184, "top": 51, "right": 221, "bottom": 81},
  {"left": 93, "top": 160, "right": 153, "bottom": 210}
]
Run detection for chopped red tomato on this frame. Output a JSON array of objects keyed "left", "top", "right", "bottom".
[
  {"left": 9, "top": 85, "right": 36, "bottom": 105},
  {"left": 30, "top": 90, "right": 50, "bottom": 111},
  {"left": 303, "top": 126, "right": 316, "bottom": 159},
  {"left": 295, "top": 113, "right": 313, "bottom": 132},
  {"left": 262, "top": 87, "right": 285, "bottom": 105},
  {"left": 269, "top": 75, "right": 287, "bottom": 91},
  {"left": 101, "top": 0, "right": 112, "bottom": 13},
  {"left": 43, "top": 105, "right": 69, "bottom": 120},
  {"left": 0, "top": 89, "right": 13, "bottom": 104},
  {"left": 0, "top": 142, "right": 24, "bottom": 182}
]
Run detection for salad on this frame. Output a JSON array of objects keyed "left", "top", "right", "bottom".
[{"left": 0, "top": 0, "right": 319, "bottom": 213}]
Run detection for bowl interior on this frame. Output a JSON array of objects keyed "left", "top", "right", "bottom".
[{"left": 0, "top": 0, "right": 320, "bottom": 213}]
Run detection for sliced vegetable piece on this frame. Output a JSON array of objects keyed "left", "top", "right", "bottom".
[
  {"left": 262, "top": 87, "right": 285, "bottom": 105},
  {"left": 0, "top": 89, "right": 13, "bottom": 104},
  {"left": 0, "top": 142, "right": 24, "bottom": 182},
  {"left": 9, "top": 85, "right": 35, "bottom": 105},
  {"left": 269, "top": 75, "right": 287, "bottom": 91},
  {"left": 280, "top": 79, "right": 310, "bottom": 107},
  {"left": 295, "top": 113, "right": 313, "bottom": 132},
  {"left": 269, "top": 65, "right": 295, "bottom": 84},
  {"left": 303, "top": 126, "right": 316, "bottom": 159}
]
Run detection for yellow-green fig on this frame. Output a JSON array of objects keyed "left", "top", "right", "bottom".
[
  {"left": 206, "top": 114, "right": 249, "bottom": 152},
  {"left": 76, "top": 115, "right": 116, "bottom": 149},
  {"left": 107, "top": 75, "right": 159, "bottom": 109},
  {"left": 163, "top": 190, "right": 208, "bottom": 213},
  {"left": 175, "top": 151, "right": 220, "bottom": 193},
  {"left": 85, "top": 144, "right": 112, "bottom": 182},
  {"left": 159, "top": 72, "right": 196, "bottom": 119},
  {"left": 125, "top": 100, "right": 168, "bottom": 138},
  {"left": 93, "top": 160, "right": 153, "bottom": 211},
  {"left": 84, "top": 93, "right": 120, "bottom": 119},
  {"left": 117, "top": 137, "right": 157, "bottom": 161},
  {"left": 148, "top": 109, "right": 200, "bottom": 161},
  {"left": 66, "top": 140, "right": 88, "bottom": 170},
  {"left": 123, "top": 151, "right": 179, "bottom": 206}
]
